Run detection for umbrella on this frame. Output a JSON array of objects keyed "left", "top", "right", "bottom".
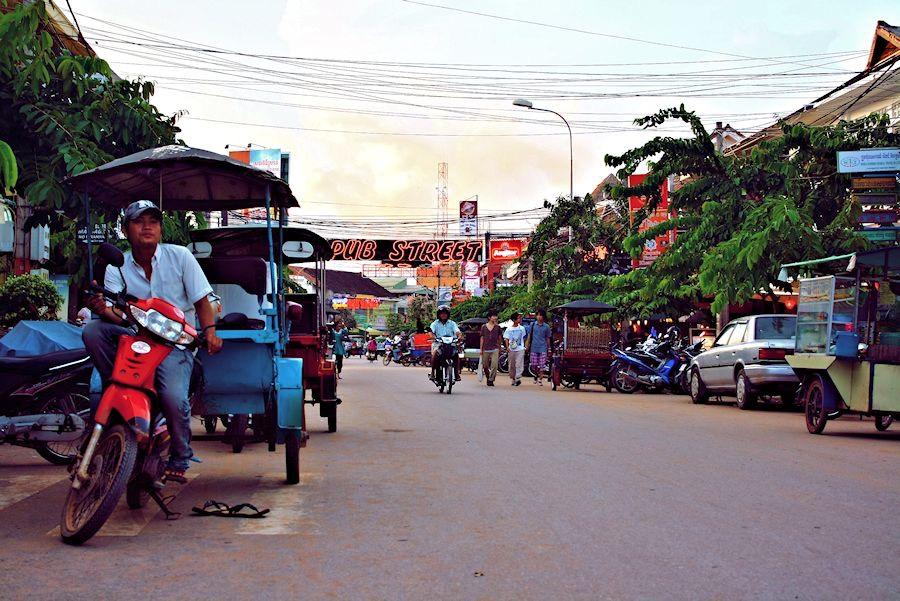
[
  {"left": 550, "top": 299, "right": 617, "bottom": 314},
  {"left": 65, "top": 145, "right": 298, "bottom": 211},
  {"left": 460, "top": 317, "right": 488, "bottom": 326}
]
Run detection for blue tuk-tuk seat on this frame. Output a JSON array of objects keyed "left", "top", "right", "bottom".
[{"left": 195, "top": 256, "right": 275, "bottom": 415}]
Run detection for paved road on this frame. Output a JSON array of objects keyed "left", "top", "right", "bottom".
[{"left": 1, "top": 360, "right": 897, "bottom": 600}]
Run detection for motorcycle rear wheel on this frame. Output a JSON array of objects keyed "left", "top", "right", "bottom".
[
  {"left": 35, "top": 393, "right": 90, "bottom": 466},
  {"left": 61, "top": 424, "right": 137, "bottom": 545}
]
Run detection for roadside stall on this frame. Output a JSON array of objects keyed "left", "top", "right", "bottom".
[
  {"left": 783, "top": 246, "right": 900, "bottom": 433},
  {"left": 549, "top": 300, "right": 617, "bottom": 391}
]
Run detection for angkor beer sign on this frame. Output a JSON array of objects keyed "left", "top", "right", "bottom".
[{"left": 330, "top": 239, "right": 483, "bottom": 265}]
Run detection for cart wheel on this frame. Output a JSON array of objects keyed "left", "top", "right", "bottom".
[
  {"left": 735, "top": 370, "right": 757, "bottom": 410},
  {"left": 284, "top": 430, "right": 300, "bottom": 485},
  {"left": 202, "top": 416, "right": 217, "bottom": 434},
  {"left": 875, "top": 415, "right": 893, "bottom": 432},
  {"left": 228, "top": 414, "right": 249, "bottom": 453},
  {"left": 322, "top": 402, "right": 337, "bottom": 433},
  {"left": 803, "top": 376, "right": 828, "bottom": 434}
]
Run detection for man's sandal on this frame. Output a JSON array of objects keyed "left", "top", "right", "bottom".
[{"left": 164, "top": 467, "right": 188, "bottom": 484}]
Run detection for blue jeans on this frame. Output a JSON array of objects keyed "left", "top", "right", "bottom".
[{"left": 83, "top": 320, "right": 194, "bottom": 471}]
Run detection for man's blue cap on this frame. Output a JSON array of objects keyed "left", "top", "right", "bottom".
[{"left": 123, "top": 200, "right": 163, "bottom": 222}]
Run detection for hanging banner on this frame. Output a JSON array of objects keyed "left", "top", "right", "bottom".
[
  {"left": 330, "top": 238, "right": 482, "bottom": 265},
  {"left": 459, "top": 198, "right": 478, "bottom": 236}
]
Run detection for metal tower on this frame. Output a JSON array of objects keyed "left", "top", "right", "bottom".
[{"left": 436, "top": 162, "right": 448, "bottom": 239}]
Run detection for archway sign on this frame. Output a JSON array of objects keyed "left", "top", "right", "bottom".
[{"left": 329, "top": 238, "right": 483, "bottom": 266}]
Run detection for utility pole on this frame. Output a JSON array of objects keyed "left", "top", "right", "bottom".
[{"left": 436, "top": 162, "right": 448, "bottom": 239}]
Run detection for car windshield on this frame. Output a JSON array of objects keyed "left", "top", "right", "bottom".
[{"left": 755, "top": 316, "right": 796, "bottom": 340}]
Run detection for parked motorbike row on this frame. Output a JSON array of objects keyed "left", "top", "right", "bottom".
[
  {"left": 611, "top": 328, "right": 705, "bottom": 395},
  {"left": 0, "top": 347, "right": 92, "bottom": 465}
]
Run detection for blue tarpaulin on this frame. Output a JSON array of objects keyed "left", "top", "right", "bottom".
[{"left": 0, "top": 321, "right": 85, "bottom": 357}]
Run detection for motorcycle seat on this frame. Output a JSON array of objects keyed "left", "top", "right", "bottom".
[{"left": 0, "top": 349, "right": 90, "bottom": 375}]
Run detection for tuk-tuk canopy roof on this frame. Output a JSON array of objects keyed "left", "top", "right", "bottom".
[
  {"left": 189, "top": 225, "right": 332, "bottom": 262},
  {"left": 550, "top": 299, "right": 617, "bottom": 314},
  {"left": 65, "top": 145, "right": 298, "bottom": 211},
  {"left": 782, "top": 245, "right": 900, "bottom": 274}
]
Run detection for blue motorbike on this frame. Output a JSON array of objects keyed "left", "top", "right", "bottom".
[{"left": 611, "top": 340, "right": 685, "bottom": 394}]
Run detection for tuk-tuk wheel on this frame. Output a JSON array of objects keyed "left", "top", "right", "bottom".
[
  {"left": 228, "top": 414, "right": 249, "bottom": 453},
  {"left": 321, "top": 402, "right": 337, "bottom": 433},
  {"left": 285, "top": 430, "right": 300, "bottom": 485},
  {"left": 803, "top": 376, "right": 828, "bottom": 434},
  {"left": 875, "top": 415, "right": 893, "bottom": 432},
  {"left": 202, "top": 416, "right": 217, "bottom": 434}
]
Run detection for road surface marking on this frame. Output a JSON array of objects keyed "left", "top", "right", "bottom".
[
  {"left": 237, "top": 472, "right": 322, "bottom": 535},
  {"left": 0, "top": 474, "right": 66, "bottom": 511},
  {"left": 46, "top": 472, "right": 199, "bottom": 537}
]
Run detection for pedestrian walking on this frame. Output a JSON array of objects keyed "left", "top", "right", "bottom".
[
  {"left": 480, "top": 310, "right": 502, "bottom": 386},
  {"left": 504, "top": 312, "right": 527, "bottom": 386},
  {"left": 332, "top": 319, "right": 349, "bottom": 378},
  {"left": 528, "top": 308, "right": 552, "bottom": 386}
]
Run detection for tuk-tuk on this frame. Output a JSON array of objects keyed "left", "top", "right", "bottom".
[
  {"left": 549, "top": 300, "right": 617, "bottom": 391},
  {"left": 187, "top": 225, "right": 340, "bottom": 436},
  {"left": 783, "top": 246, "right": 900, "bottom": 434},
  {"left": 67, "top": 145, "right": 307, "bottom": 484}
]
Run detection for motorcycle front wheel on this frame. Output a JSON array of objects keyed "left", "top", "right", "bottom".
[{"left": 60, "top": 424, "right": 137, "bottom": 545}]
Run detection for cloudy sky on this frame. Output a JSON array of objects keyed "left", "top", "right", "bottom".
[{"left": 64, "top": 0, "right": 896, "bottom": 237}]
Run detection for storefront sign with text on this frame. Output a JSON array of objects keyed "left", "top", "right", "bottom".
[{"left": 330, "top": 239, "right": 482, "bottom": 265}]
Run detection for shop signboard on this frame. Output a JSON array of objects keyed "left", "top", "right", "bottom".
[
  {"left": 851, "top": 176, "right": 897, "bottom": 190},
  {"left": 330, "top": 238, "right": 482, "bottom": 265},
  {"left": 858, "top": 209, "right": 898, "bottom": 224},
  {"left": 859, "top": 228, "right": 897, "bottom": 242},
  {"left": 488, "top": 239, "right": 524, "bottom": 263},
  {"left": 837, "top": 148, "right": 900, "bottom": 174},
  {"left": 628, "top": 174, "right": 676, "bottom": 268},
  {"left": 459, "top": 198, "right": 478, "bottom": 236}
]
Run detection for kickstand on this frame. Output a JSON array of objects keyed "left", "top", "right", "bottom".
[{"left": 149, "top": 489, "right": 182, "bottom": 520}]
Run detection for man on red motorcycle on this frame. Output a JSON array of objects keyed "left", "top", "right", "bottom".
[{"left": 83, "top": 200, "right": 223, "bottom": 482}]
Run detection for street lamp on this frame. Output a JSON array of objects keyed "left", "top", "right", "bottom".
[{"left": 513, "top": 98, "right": 573, "bottom": 206}]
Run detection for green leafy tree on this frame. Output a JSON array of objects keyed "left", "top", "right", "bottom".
[
  {"left": 0, "top": 2, "right": 200, "bottom": 278},
  {"left": 522, "top": 193, "right": 622, "bottom": 289},
  {"left": 0, "top": 273, "right": 62, "bottom": 328},
  {"left": 385, "top": 312, "right": 408, "bottom": 336},
  {"left": 406, "top": 295, "right": 435, "bottom": 331},
  {"left": 563, "top": 106, "right": 897, "bottom": 317}
]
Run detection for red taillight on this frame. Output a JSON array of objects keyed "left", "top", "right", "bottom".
[{"left": 759, "top": 348, "right": 788, "bottom": 360}]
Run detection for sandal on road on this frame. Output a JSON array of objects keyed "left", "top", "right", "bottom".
[{"left": 191, "top": 500, "right": 270, "bottom": 518}]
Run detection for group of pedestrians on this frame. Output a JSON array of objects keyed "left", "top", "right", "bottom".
[{"left": 479, "top": 309, "right": 552, "bottom": 387}]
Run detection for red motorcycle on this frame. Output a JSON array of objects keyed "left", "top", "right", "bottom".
[{"left": 60, "top": 244, "right": 206, "bottom": 545}]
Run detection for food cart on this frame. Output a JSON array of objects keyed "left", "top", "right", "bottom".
[
  {"left": 549, "top": 300, "right": 617, "bottom": 391},
  {"left": 783, "top": 246, "right": 900, "bottom": 433}
]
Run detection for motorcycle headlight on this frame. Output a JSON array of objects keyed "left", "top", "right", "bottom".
[{"left": 129, "top": 305, "right": 185, "bottom": 343}]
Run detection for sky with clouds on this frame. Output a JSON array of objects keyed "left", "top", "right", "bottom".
[{"left": 64, "top": 0, "right": 897, "bottom": 237}]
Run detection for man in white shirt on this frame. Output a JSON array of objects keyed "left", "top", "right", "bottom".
[
  {"left": 503, "top": 312, "right": 527, "bottom": 386},
  {"left": 83, "top": 200, "right": 223, "bottom": 482}
]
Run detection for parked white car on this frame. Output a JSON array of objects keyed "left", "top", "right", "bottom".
[{"left": 689, "top": 315, "right": 799, "bottom": 409}]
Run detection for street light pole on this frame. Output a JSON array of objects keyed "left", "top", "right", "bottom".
[{"left": 513, "top": 98, "right": 573, "bottom": 241}]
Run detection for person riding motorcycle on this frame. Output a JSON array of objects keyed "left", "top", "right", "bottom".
[
  {"left": 429, "top": 305, "right": 462, "bottom": 381},
  {"left": 82, "top": 200, "right": 223, "bottom": 483}
]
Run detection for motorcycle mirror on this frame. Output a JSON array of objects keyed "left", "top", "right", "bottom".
[{"left": 97, "top": 242, "right": 125, "bottom": 268}]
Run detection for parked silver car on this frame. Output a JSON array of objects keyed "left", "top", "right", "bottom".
[{"left": 688, "top": 315, "right": 799, "bottom": 409}]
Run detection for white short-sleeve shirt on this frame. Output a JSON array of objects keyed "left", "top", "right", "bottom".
[{"left": 105, "top": 243, "right": 213, "bottom": 327}]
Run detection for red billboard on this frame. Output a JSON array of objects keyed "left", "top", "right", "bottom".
[
  {"left": 628, "top": 174, "right": 676, "bottom": 269},
  {"left": 489, "top": 239, "right": 524, "bottom": 263}
]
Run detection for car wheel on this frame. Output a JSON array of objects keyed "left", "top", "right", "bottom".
[
  {"left": 735, "top": 370, "right": 757, "bottom": 410},
  {"left": 689, "top": 368, "right": 710, "bottom": 404}
]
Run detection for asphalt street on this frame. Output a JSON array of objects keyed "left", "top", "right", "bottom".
[{"left": 0, "top": 359, "right": 897, "bottom": 600}]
